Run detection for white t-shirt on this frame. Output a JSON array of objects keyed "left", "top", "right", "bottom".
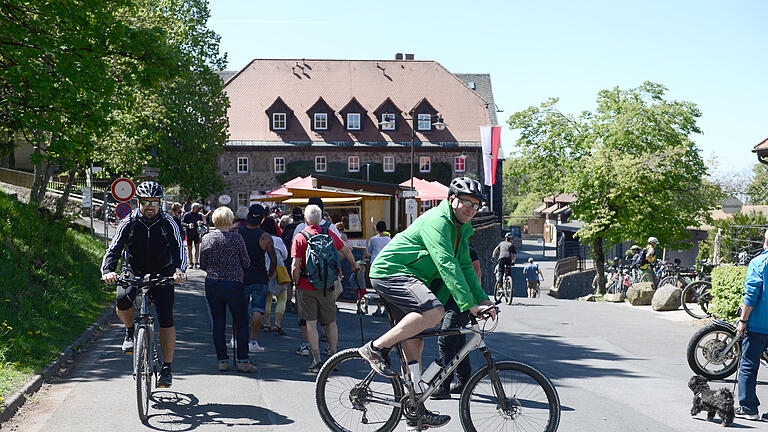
[
  {"left": 367, "top": 235, "right": 391, "bottom": 264},
  {"left": 265, "top": 235, "right": 288, "bottom": 271}
]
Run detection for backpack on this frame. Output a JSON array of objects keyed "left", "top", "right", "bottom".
[
  {"left": 634, "top": 248, "right": 648, "bottom": 267},
  {"left": 300, "top": 226, "right": 340, "bottom": 295}
]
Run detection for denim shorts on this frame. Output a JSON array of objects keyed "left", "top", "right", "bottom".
[{"left": 244, "top": 283, "right": 268, "bottom": 314}]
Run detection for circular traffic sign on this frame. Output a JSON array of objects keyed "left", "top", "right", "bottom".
[
  {"left": 111, "top": 178, "right": 135, "bottom": 202},
  {"left": 115, "top": 202, "right": 132, "bottom": 219}
]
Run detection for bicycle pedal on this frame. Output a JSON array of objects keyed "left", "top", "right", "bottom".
[
  {"left": 156, "top": 382, "right": 171, "bottom": 388},
  {"left": 123, "top": 349, "right": 133, "bottom": 355}
]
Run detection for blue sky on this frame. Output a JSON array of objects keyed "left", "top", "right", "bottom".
[{"left": 208, "top": 0, "right": 766, "bottom": 175}]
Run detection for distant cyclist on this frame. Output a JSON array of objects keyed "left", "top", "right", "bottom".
[
  {"left": 635, "top": 237, "right": 659, "bottom": 287},
  {"left": 491, "top": 232, "right": 517, "bottom": 286},
  {"left": 101, "top": 181, "right": 187, "bottom": 388}
]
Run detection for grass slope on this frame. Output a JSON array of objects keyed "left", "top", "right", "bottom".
[{"left": 0, "top": 191, "right": 112, "bottom": 405}]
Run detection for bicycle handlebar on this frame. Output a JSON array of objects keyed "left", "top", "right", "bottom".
[{"left": 113, "top": 273, "right": 175, "bottom": 288}]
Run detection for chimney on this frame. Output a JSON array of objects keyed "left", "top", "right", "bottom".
[
  {"left": 405, "top": 53, "right": 414, "bottom": 60},
  {"left": 395, "top": 53, "right": 403, "bottom": 60}
]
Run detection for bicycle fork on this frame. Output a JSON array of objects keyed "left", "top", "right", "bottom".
[{"left": 479, "top": 347, "right": 511, "bottom": 412}]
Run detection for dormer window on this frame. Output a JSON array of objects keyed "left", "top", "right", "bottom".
[
  {"left": 314, "top": 113, "right": 328, "bottom": 130},
  {"left": 266, "top": 97, "right": 292, "bottom": 131},
  {"left": 417, "top": 114, "right": 432, "bottom": 131},
  {"left": 374, "top": 98, "right": 402, "bottom": 132},
  {"left": 346, "top": 113, "right": 361, "bottom": 131},
  {"left": 340, "top": 97, "right": 366, "bottom": 132},
  {"left": 381, "top": 113, "right": 396, "bottom": 130},
  {"left": 272, "top": 113, "right": 287, "bottom": 130}
]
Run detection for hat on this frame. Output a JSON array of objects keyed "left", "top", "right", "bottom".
[
  {"left": 308, "top": 197, "right": 324, "bottom": 211},
  {"left": 292, "top": 206, "right": 303, "bottom": 219},
  {"left": 247, "top": 204, "right": 266, "bottom": 224}
]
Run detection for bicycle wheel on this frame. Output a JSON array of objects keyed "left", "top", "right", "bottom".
[
  {"left": 681, "top": 281, "right": 712, "bottom": 319},
  {"left": 460, "top": 360, "right": 560, "bottom": 432},
  {"left": 686, "top": 323, "right": 740, "bottom": 380},
  {"left": 503, "top": 276, "right": 514, "bottom": 305},
  {"left": 135, "top": 327, "right": 152, "bottom": 423},
  {"left": 494, "top": 281, "right": 506, "bottom": 304},
  {"left": 316, "top": 348, "right": 404, "bottom": 432}
]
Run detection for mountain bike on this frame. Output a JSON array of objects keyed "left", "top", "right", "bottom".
[
  {"left": 117, "top": 274, "right": 174, "bottom": 423},
  {"left": 315, "top": 302, "right": 561, "bottom": 432},
  {"left": 493, "top": 261, "right": 514, "bottom": 305}
]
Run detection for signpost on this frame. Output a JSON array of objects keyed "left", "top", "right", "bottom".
[
  {"left": 402, "top": 190, "right": 419, "bottom": 198},
  {"left": 218, "top": 194, "right": 232, "bottom": 205},
  {"left": 405, "top": 198, "right": 418, "bottom": 226},
  {"left": 141, "top": 166, "right": 160, "bottom": 178},
  {"left": 111, "top": 178, "right": 135, "bottom": 202},
  {"left": 722, "top": 197, "right": 742, "bottom": 214},
  {"left": 115, "top": 202, "right": 132, "bottom": 219}
]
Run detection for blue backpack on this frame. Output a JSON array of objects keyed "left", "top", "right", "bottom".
[{"left": 300, "top": 225, "right": 340, "bottom": 294}]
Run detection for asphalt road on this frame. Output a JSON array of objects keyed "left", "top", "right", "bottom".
[{"left": 5, "top": 258, "right": 768, "bottom": 431}]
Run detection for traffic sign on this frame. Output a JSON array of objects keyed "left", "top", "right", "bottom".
[
  {"left": 402, "top": 190, "right": 419, "bottom": 198},
  {"left": 115, "top": 202, "right": 132, "bottom": 219},
  {"left": 111, "top": 178, "right": 135, "bottom": 202}
]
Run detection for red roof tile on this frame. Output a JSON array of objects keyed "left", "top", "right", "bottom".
[{"left": 754, "top": 137, "right": 768, "bottom": 151}]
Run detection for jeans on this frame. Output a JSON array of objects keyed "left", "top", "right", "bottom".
[
  {"left": 437, "top": 297, "right": 472, "bottom": 391},
  {"left": 205, "top": 278, "right": 249, "bottom": 361},
  {"left": 738, "top": 330, "right": 768, "bottom": 413}
]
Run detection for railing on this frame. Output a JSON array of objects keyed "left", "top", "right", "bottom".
[{"left": 554, "top": 256, "right": 580, "bottom": 281}]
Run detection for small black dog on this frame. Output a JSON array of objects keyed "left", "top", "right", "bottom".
[{"left": 688, "top": 375, "right": 735, "bottom": 426}]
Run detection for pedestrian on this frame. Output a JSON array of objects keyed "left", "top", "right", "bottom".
[
  {"left": 230, "top": 206, "right": 249, "bottom": 232},
  {"left": 182, "top": 203, "right": 204, "bottom": 268},
  {"left": 734, "top": 230, "right": 768, "bottom": 421},
  {"left": 522, "top": 257, "right": 543, "bottom": 298},
  {"left": 635, "top": 237, "right": 659, "bottom": 287},
  {"left": 183, "top": 197, "right": 192, "bottom": 213},
  {"left": 170, "top": 202, "right": 184, "bottom": 236},
  {"left": 282, "top": 207, "right": 303, "bottom": 314},
  {"left": 261, "top": 216, "right": 289, "bottom": 335},
  {"left": 291, "top": 204, "right": 360, "bottom": 372},
  {"left": 364, "top": 221, "right": 391, "bottom": 315},
  {"left": 199, "top": 207, "right": 257, "bottom": 372}
]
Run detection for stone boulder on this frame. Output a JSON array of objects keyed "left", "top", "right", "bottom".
[
  {"left": 626, "top": 282, "right": 654, "bottom": 306},
  {"left": 603, "top": 292, "right": 626, "bottom": 303},
  {"left": 652, "top": 284, "right": 682, "bottom": 311},
  {"left": 578, "top": 294, "right": 599, "bottom": 302}
]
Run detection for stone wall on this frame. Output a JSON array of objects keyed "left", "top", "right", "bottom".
[
  {"left": 549, "top": 268, "right": 596, "bottom": 299},
  {"left": 469, "top": 222, "right": 502, "bottom": 295}
]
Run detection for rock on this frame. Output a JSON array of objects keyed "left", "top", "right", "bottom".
[
  {"left": 652, "top": 284, "right": 682, "bottom": 311},
  {"left": 578, "top": 294, "right": 598, "bottom": 302},
  {"left": 603, "top": 292, "right": 626, "bottom": 303},
  {"left": 549, "top": 268, "right": 596, "bottom": 299},
  {"left": 626, "top": 282, "right": 654, "bottom": 306}
]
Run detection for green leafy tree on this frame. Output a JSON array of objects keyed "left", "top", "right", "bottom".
[
  {"left": 747, "top": 163, "right": 768, "bottom": 205},
  {"left": 508, "top": 82, "right": 720, "bottom": 293}
]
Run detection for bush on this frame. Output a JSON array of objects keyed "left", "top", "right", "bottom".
[{"left": 708, "top": 265, "right": 748, "bottom": 321}]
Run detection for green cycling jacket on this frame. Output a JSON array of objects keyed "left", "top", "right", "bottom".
[{"left": 369, "top": 199, "right": 489, "bottom": 312}]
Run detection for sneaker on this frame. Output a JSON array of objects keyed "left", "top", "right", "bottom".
[
  {"left": 323, "top": 345, "right": 334, "bottom": 356},
  {"left": 358, "top": 341, "right": 397, "bottom": 378},
  {"left": 122, "top": 328, "right": 134, "bottom": 354},
  {"left": 227, "top": 337, "right": 235, "bottom": 349},
  {"left": 296, "top": 343, "right": 311, "bottom": 356},
  {"left": 405, "top": 410, "right": 451, "bottom": 431},
  {"left": 429, "top": 389, "right": 451, "bottom": 400},
  {"left": 157, "top": 366, "right": 173, "bottom": 388},
  {"left": 735, "top": 407, "right": 760, "bottom": 421},
  {"left": 218, "top": 360, "right": 230, "bottom": 371},
  {"left": 237, "top": 361, "right": 258, "bottom": 373},
  {"left": 307, "top": 359, "right": 324, "bottom": 373},
  {"left": 248, "top": 341, "right": 266, "bottom": 353},
  {"left": 762, "top": 412, "right": 768, "bottom": 422}
]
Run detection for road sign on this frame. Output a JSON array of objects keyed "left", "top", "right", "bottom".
[
  {"left": 81, "top": 187, "right": 92, "bottom": 208},
  {"left": 218, "top": 194, "right": 232, "bottom": 205},
  {"left": 111, "top": 178, "right": 135, "bottom": 202},
  {"left": 141, "top": 166, "right": 160, "bottom": 177},
  {"left": 402, "top": 190, "right": 419, "bottom": 198},
  {"left": 405, "top": 198, "right": 418, "bottom": 216},
  {"left": 722, "top": 197, "right": 742, "bottom": 214},
  {"left": 115, "top": 202, "right": 132, "bottom": 219}
]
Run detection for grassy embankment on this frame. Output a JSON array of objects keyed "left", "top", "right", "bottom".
[{"left": 0, "top": 190, "right": 112, "bottom": 406}]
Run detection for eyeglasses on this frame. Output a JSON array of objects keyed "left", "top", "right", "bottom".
[
  {"left": 456, "top": 197, "right": 482, "bottom": 210},
  {"left": 139, "top": 199, "right": 160, "bottom": 207}
]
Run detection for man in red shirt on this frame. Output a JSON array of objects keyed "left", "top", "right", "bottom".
[{"left": 291, "top": 204, "right": 360, "bottom": 372}]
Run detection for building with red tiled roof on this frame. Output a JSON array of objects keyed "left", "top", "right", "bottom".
[
  {"left": 754, "top": 137, "right": 768, "bottom": 165},
  {"left": 216, "top": 57, "right": 500, "bottom": 213}
]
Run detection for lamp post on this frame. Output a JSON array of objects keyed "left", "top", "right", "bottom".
[{"left": 379, "top": 112, "right": 445, "bottom": 191}]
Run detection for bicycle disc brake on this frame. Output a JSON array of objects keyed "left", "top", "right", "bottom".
[{"left": 703, "top": 339, "right": 733, "bottom": 364}]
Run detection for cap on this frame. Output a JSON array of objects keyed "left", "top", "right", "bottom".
[
  {"left": 292, "top": 206, "right": 303, "bottom": 219},
  {"left": 247, "top": 204, "right": 266, "bottom": 224}
]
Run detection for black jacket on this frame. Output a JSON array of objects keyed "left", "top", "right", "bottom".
[{"left": 101, "top": 209, "right": 187, "bottom": 276}]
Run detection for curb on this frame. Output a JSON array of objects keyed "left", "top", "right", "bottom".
[{"left": 0, "top": 304, "right": 116, "bottom": 424}]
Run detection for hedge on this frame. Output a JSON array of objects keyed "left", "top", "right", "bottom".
[{"left": 709, "top": 265, "right": 748, "bottom": 321}]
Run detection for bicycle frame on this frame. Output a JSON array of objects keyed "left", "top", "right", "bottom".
[{"left": 133, "top": 286, "right": 159, "bottom": 380}]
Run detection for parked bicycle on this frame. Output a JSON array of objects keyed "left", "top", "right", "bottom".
[
  {"left": 493, "top": 259, "right": 514, "bottom": 305},
  {"left": 606, "top": 265, "right": 633, "bottom": 295},
  {"left": 680, "top": 260, "right": 716, "bottom": 319},
  {"left": 315, "top": 302, "right": 561, "bottom": 432}
]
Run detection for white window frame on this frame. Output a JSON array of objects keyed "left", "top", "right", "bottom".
[
  {"left": 314, "top": 112, "right": 328, "bottom": 130},
  {"left": 346, "top": 113, "right": 361, "bottom": 131},
  {"left": 417, "top": 113, "right": 432, "bottom": 131},
  {"left": 383, "top": 156, "right": 395, "bottom": 173},
  {"left": 274, "top": 157, "right": 285, "bottom": 173},
  {"left": 348, "top": 156, "right": 360, "bottom": 172},
  {"left": 419, "top": 156, "right": 431, "bottom": 173},
  {"left": 272, "top": 112, "right": 286, "bottom": 130},
  {"left": 315, "top": 155, "right": 327, "bottom": 172},
  {"left": 454, "top": 155, "right": 466, "bottom": 173},
  {"left": 237, "top": 192, "right": 249, "bottom": 209},
  {"left": 421, "top": 200, "right": 434, "bottom": 212},
  {"left": 237, "top": 157, "right": 249, "bottom": 173},
  {"left": 381, "top": 113, "right": 395, "bottom": 130}
]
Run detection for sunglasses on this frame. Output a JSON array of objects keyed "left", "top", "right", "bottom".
[
  {"left": 139, "top": 199, "right": 160, "bottom": 207},
  {"left": 456, "top": 197, "right": 482, "bottom": 210}
]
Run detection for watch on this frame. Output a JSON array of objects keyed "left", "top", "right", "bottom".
[{"left": 739, "top": 319, "right": 748, "bottom": 323}]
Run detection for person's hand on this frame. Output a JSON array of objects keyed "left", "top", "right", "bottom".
[
  {"left": 102, "top": 272, "right": 119, "bottom": 284},
  {"left": 351, "top": 262, "right": 361, "bottom": 273},
  {"left": 470, "top": 304, "right": 497, "bottom": 321},
  {"left": 173, "top": 271, "right": 187, "bottom": 284},
  {"left": 737, "top": 320, "right": 747, "bottom": 338}
]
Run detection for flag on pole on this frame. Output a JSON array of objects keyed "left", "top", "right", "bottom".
[{"left": 480, "top": 126, "right": 501, "bottom": 186}]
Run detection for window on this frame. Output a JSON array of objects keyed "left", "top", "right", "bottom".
[
  {"left": 467, "top": 81, "right": 476, "bottom": 90},
  {"left": 315, "top": 156, "right": 327, "bottom": 172},
  {"left": 348, "top": 156, "right": 360, "bottom": 172},
  {"left": 346, "top": 113, "right": 361, "bottom": 131},
  {"left": 274, "top": 157, "right": 285, "bottom": 173},
  {"left": 381, "top": 113, "right": 395, "bottom": 130},
  {"left": 417, "top": 114, "right": 432, "bottom": 131},
  {"left": 383, "top": 156, "right": 395, "bottom": 172},
  {"left": 237, "top": 192, "right": 249, "bottom": 209},
  {"left": 421, "top": 200, "right": 434, "bottom": 213},
  {"left": 454, "top": 155, "right": 466, "bottom": 172},
  {"left": 272, "top": 113, "right": 286, "bottom": 130},
  {"left": 419, "top": 156, "right": 431, "bottom": 173},
  {"left": 237, "top": 157, "right": 249, "bottom": 173},
  {"left": 314, "top": 113, "right": 328, "bottom": 130}
]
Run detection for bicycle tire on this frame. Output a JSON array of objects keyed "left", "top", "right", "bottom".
[
  {"left": 315, "top": 348, "right": 404, "bottom": 432},
  {"left": 504, "top": 276, "right": 514, "bottom": 305},
  {"left": 459, "top": 360, "right": 560, "bottom": 432},
  {"left": 686, "top": 323, "right": 740, "bottom": 380},
  {"left": 135, "top": 327, "right": 152, "bottom": 423},
  {"left": 494, "top": 280, "right": 506, "bottom": 304},
  {"left": 681, "top": 281, "right": 712, "bottom": 319}
]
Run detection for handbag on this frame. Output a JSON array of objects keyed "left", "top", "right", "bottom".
[{"left": 276, "top": 265, "right": 291, "bottom": 285}]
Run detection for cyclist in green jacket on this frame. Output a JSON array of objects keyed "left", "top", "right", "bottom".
[{"left": 359, "top": 177, "right": 496, "bottom": 431}]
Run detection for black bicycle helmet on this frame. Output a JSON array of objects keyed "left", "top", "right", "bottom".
[
  {"left": 448, "top": 176, "right": 486, "bottom": 201},
  {"left": 135, "top": 181, "right": 164, "bottom": 198}
]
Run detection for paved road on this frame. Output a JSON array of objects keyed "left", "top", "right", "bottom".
[{"left": 5, "top": 253, "right": 768, "bottom": 431}]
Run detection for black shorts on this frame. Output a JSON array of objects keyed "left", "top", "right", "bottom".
[
  {"left": 116, "top": 282, "right": 175, "bottom": 328},
  {"left": 370, "top": 276, "right": 443, "bottom": 322},
  {"left": 186, "top": 233, "right": 199, "bottom": 245}
]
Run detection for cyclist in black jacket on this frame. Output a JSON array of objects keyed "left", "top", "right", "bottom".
[{"left": 101, "top": 181, "right": 187, "bottom": 388}]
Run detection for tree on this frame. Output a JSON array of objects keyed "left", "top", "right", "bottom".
[
  {"left": 508, "top": 82, "right": 720, "bottom": 293},
  {"left": 746, "top": 163, "right": 768, "bottom": 205}
]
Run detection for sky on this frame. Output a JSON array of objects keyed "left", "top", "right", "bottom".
[{"left": 207, "top": 0, "right": 767, "bottom": 175}]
